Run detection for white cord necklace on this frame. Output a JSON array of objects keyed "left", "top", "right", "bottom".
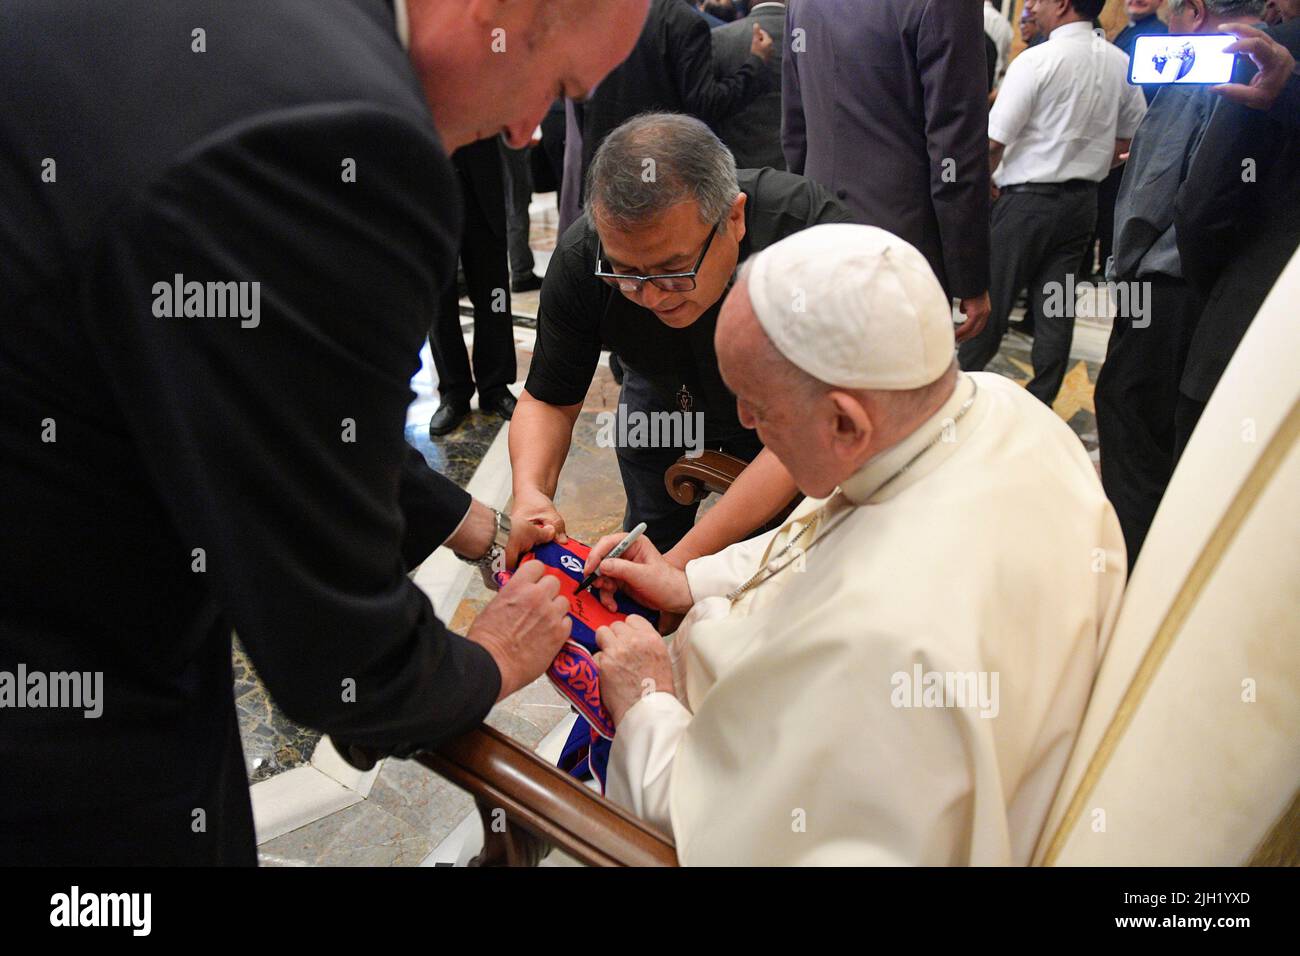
[{"left": 726, "top": 377, "right": 978, "bottom": 603}]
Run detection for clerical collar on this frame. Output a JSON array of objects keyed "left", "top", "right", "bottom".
[
  {"left": 839, "top": 372, "right": 984, "bottom": 506},
  {"left": 393, "top": 0, "right": 411, "bottom": 50}
]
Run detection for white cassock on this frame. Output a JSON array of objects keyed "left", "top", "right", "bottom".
[{"left": 606, "top": 372, "right": 1126, "bottom": 865}]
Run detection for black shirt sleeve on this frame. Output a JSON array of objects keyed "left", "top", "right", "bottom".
[
  {"left": 524, "top": 220, "right": 607, "bottom": 406},
  {"left": 80, "top": 104, "right": 500, "bottom": 753},
  {"left": 738, "top": 168, "right": 855, "bottom": 251}
]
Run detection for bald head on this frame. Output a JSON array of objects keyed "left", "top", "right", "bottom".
[{"left": 407, "top": 0, "right": 648, "bottom": 149}]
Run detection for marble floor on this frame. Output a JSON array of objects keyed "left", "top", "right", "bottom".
[{"left": 241, "top": 191, "right": 1114, "bottom": 865}]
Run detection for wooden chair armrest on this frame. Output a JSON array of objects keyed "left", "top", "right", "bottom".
[
  {"left": 414, "top": 725, "right": 678, "bottom": 867},
  {"left": 664, "top": 450, "right": 750, "bottom": 504}
]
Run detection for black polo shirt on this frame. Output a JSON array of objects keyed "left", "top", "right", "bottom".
[{"left": 526, "top": 167, "right": 851, "bottom": 435}]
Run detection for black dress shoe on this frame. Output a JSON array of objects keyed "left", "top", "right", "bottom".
[
  {"left": 479, "top": 391, "right": 516, "bottom": 421},
  {"left": 510, "top": 273, "right": 543, "bottom": 293},
  {"left": 428, "top": 398, "right": 471, "bottom": 436}
]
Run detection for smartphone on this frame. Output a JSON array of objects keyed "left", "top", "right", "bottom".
[{"left": 1129, "top": 33, "right": 1237, "bottom": 86}]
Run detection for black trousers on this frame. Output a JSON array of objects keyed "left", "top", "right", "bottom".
[
  {"left": 1095, "top": 277, "right": 1202, "bottom": 569},
  {"left": 1092, "top": 163, "right": 1123, "bottom": 277},
  {"left": 429, "top": 139, "right": 516, "bottom": 405},
  {"left": 500, "top": 140, "right": 535, "bottom": 280},
  {"left": 615, "top": 370, "right": 765, "bottom": 553},
  {"left": 959, "top": 184, "right": 1098, "bottom": 405}
]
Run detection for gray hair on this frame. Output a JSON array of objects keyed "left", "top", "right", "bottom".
[
  {"left": 584, "top": 113, "right": 740, "bottom": 229},
  {"left": 1167, "top": 0, "right": 1265, "bottom": 16}
]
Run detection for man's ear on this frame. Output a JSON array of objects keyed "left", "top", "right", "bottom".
[
  {"left": 827, "top": 390, "right": 873, "bottom": 462},
  {"left": 727, "top": 192, "right": 748, "bottom": 244}
]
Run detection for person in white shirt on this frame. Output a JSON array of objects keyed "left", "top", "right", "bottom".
[
  {"left": 582, "top": 223, "right": 1125, "bottom": 865},
  {"left": 959, "top": 0, "right": 1147, "bottom": 406},
  {"left": 984, "top": 0, "right": 1015, "bottom": 85}
]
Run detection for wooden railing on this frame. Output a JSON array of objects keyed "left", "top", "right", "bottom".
[{"left": 415, "top": 726, "right": 678, "bottom": 867}]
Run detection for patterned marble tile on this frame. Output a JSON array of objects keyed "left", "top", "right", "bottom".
[
  {"left": 986, "top": 327, "right": 1102, "bottom": 463},
  {"left": 404, "top": 411, "right": 504, "bottom": 487},
  {"left": 233, "top": 638, "right": 321, "bottom": 784},
  {"left": 256, "top": 797, "right": 433, "bottom": 867},
  {"left": 364, "top": 754, "right": 475, "bottom": 848}
]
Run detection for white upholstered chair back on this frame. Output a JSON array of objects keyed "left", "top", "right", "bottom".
[{"left": 1034, "top": 249, "right": 1300, "bottom": 866}]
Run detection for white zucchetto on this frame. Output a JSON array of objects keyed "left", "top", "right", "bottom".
[{"left": 743, "top": 223, "right": 956, "bottom": 390}]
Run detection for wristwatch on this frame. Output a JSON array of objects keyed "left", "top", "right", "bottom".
[{"left": 458, "top": 507, "right": 510, "bottom": 589}]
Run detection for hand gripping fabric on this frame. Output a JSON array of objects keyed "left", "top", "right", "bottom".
[{"left": 494, "top": 538, "right": 659, "bottom": 791}]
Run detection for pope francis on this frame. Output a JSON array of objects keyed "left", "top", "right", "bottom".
[{"left": 582, "top": 223, "right": 1126, "bottom": 865}]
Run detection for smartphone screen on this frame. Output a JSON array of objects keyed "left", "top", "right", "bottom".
[{"left": 1129, "top": 34, "right": 1237, "bottom": 86}]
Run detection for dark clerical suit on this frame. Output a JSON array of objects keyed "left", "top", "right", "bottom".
[
  {"left": 0, "top": 0, "right": 498, "bottom": 864},
  {"left": 782, "top": 0, "right": 991, "bottom": 300},
  {"left": 1175, "top": 19, "right": 1300, "bottom": 448},
  {"left": 578, "top": 0, "right": 771, "bottom": 183}
]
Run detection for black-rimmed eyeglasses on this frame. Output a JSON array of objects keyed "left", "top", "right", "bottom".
[{"left": 594, "top": 221, "right": 721, "bottom": 294}]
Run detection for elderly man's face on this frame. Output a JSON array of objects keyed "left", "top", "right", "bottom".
[
  {"left": 415, "top": 0, "right": 649, "bottom": 149},
  {"left": 594, "top": 195, "right": 747, "bottom": 329},
  {"left": 716, "top": 282, "right": 868, "bottom": 499}
]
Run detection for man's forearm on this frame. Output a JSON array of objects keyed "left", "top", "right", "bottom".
[
  {"left": 988, "top": 139, "right": 1005, "bottom": 177},
  {"left": 1112, "top": 138, "right": 1131, "bottom": 169},
  {"left": 442, "top": 499, "right": 497, "bottom": 560},
  {"left": 665, "top": 447, "right": 799, "bottom": 568},
  {"left": 509, "top": 390, "right": 581, "bottom": 500}
]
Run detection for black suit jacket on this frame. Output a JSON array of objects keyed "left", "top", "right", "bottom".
[
  {"left": 580, "top": 0, "right": 768, "bottom": 175},
  {"left": 1175, "top": 19, "right": 1300, "bottom": 402},
  {"left": 712, "top": 2, "right": 787, "bottom": 170},
  {"left": 782, "top": 0, "right": 991, "bottom": 299},
  {"left": 0, "top": 0, "right": 499, "bottom": 864}
]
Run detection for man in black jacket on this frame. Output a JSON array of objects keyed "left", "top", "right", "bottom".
[
  {"left": 1094, "top": 1, "right": 1264, "bottom": 568},
  {"left": 0, "top": 0, "right": 647, "bottom": 865},
  {"left": 578, "top": 0, "right": 776, "bottom": 180},
  {"left": 712, "top": 1, "right": 788, "bottom": 170},
  {"left": 1175, "top": 18, "right": 1300, "bottom": 449}
]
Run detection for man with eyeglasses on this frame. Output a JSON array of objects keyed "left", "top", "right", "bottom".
[{"left": 509, "top": 113, "right": 852, "bottom": 568}]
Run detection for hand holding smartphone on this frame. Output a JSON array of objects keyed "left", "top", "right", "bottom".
[{"left": 1129, "top": 33, "right": 1238, "bottom": 86}]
